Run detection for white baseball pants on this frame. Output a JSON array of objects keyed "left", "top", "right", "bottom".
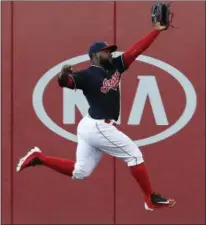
[{"left": 72, "top": 115, "right": 144, "bottom": 180}]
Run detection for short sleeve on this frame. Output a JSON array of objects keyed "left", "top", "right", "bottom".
[
  {"left": 113, "top": 55, "right": 128, "bottom": 74},
  {"left": 69, "top": 70, "right": 87, "bottom": 90}
]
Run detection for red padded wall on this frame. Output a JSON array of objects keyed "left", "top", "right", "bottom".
[{"left": 1, "top": 1, "right": 205, "bottom": 224}]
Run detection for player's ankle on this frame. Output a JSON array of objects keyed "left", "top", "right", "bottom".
[{"left": 37, "top": 153, "right": 46, "bottom": 163}]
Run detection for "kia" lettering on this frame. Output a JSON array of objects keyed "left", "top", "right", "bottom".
[{"left": 32, "top": 53, "right": 197, "bottom": 146}]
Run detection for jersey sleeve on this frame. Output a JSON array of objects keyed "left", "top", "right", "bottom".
[
  {"left": 113, "top": 55, "right": 128, "bottom": 74},
  {"left": 69, "top": 70, "right": 87, "bottom": 90}
]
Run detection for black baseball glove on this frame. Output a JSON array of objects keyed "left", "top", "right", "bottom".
[{"left": 151, "top": 2, "right": 173, "bottom": 29}]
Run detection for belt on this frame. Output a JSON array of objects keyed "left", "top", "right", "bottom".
[{"left": 87, "top": 114, "right": 117, "bottom": 126}]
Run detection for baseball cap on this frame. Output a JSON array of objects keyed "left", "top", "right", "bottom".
[{"left": 88, "top": 41, "right": 117, "bottom": 58}]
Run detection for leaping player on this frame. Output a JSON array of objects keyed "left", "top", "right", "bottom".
[{"left": 17, "top": 21, "right": 176, "bottom": 211}]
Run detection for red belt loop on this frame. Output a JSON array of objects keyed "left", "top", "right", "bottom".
[{"left": 104, "top": 119, "right": 117, "bottom": 127}]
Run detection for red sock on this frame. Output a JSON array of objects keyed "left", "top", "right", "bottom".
[
  {"left": 40, "top": 154, "right": 75, "bottom": 177},
  {"left": 130, "top": 163, "right": 153, "bottom": 197}
]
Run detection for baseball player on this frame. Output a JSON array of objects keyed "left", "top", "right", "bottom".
[{"left": 17, "top": 21, "right": 176, "bottom": 211}]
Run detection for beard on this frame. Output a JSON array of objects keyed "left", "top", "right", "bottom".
[{"left": 99, "top": 56, "right": 115, "bottom": 70}]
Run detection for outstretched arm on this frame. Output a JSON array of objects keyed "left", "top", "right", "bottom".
[
  {"left": 122, "top": 23, "right": 166, "bottom": 68},
  {"left": 122, "top": 30, "right": 160, "bottom": 67}
]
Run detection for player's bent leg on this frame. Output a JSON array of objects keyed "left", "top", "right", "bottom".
[
  {"left": 16, "top": 147, "right": 75, "bottom": 176},
  {"left": 16, "top": 142, "right": 102, "bottom": 181},
  {"left": 17, "top": 118, "right": 103, "bottom": 181}
]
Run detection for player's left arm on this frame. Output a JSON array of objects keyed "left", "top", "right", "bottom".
[
  {"left": 122, "top": 29, "right": 161, "bottom": 69},
  {"left": 114, "top": 23, "right": 166, "bottom": 72}
]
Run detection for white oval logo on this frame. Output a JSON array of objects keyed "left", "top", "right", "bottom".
[{"left": 32, "top": 52, "right": 197, "bottom": 147}]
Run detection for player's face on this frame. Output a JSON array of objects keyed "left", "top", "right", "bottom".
[
  {"left": 99, "top": 50, "right": 112, "bottom": 61},
  {"left": 96, "top": 50, "right": 113, "bottom": 69}
]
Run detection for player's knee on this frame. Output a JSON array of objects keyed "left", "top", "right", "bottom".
[
  {"left": 124, "top": 145, "right": 144, "bottom": 166},
  {"left": 126, "top": 154, "right": 144, "bottom": 166},
  {"left": 72, "top": 168, "right": 92, "bottom": 180}
]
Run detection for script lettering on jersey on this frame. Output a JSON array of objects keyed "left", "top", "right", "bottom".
[{"left": 100, "top": 71, "right": 120, "bottom": 93}]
